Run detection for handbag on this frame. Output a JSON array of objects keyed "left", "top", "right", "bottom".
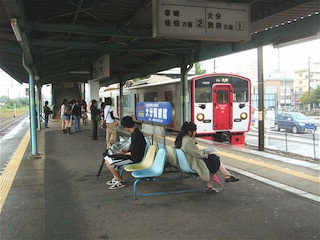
[
  {"left": 101, "top": 106, "right": 110, "bottom": 129},
  {"left": 101, "top": 119, "right": 107, "bottom": 129}
]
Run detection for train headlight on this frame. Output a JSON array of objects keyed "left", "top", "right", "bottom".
[
  {"left": 197, "top": 113, "right": 205, "bottom": 121},
  {"left": 240, "top": 112, "right": 248, "bottom": 120}
]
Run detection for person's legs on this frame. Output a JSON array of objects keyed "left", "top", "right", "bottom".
[
  {"left": 219, "top": 163, "right": 231, "bottom": 177},
  {"left": 106, "top": 128, "right": 111, "bottom": 148},
  {"left": 44, "top": 115, "right": 49, "bottom": 128},
  {"left": 219, "top": 163, "right": 239, "bottom": 182},
  {"left": 106, "top": 123, "right": 117, "bottom": 148},
  {"left": 104, "top": 155, "right": 134, "bottom": 189},
  {"left": 77, "top": 116, "right": 81, "bottom": 130},
  {"left": 62, "top": 119, "right": 67, "bottom": 133},
  {"left": 92, "top": 121, "right": 98, "bottom": 140},
  {"left": 105, "top": 161, "right": 122, "bottom": 181},
  {"left": 74, "top": 117, "right": 77, "bottom": 132},
  {"left": 110, "top": 124, "right": 117, "bottom": 145},
  {"left": 74, "top": 116, "right": 80, "bottom": 131},
  {"left": 206, "top": 178, "right": 214, "bottom": 188},
  {"left": 206, "top": 177, "right": 219, "bottom": 193}
]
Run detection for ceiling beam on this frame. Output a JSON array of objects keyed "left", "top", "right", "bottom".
[
  {"left": 31, "top": 39, "right": 197, "bottom": 51},
  {"left": 29, "top": 22, "right": 152, "bottom": 38}
]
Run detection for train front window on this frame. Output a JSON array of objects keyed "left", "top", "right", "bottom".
[
  {"left": 195, "top": 87, "right": 212, "bottom": 103},
  {"left": 234, "top": 91, "right": 248, "bottom": 102},
  {"left": 217, "top": 90, "right": 228, "bottom": 104},
  {"left": 231, "top": 78, "right": 248, "bottom": 102}
]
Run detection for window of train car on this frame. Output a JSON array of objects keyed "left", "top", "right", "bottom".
[
  {"left": 123, "top": 94, "right": 132, "bottom": 108},
  {"left": 218, "top": 90, "right": 228, "bottom": 104},
  {"left": 144, "top": 92, "right": 158, "bottom": 102}
]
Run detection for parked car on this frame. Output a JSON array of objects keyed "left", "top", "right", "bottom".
[{"left": 274, "top": 112, "right": 317, "bottom": 133}]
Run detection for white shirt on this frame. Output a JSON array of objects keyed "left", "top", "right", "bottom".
[
  {"left": 104, "top": 105, "right": 114, "bottom": 123},
  {"left": 60, "top": 104, "right": 66, "bottom": 117}
]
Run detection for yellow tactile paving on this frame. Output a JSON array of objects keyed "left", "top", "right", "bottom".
[
  {"left": 0, "top": 131, "right": 30, "bottom": 214},
  {"left": 215, "top": 150, "right": 319, "bottom": 183}
]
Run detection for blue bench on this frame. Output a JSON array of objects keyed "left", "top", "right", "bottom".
[
  {"left": 176, "top": 148, "right": 224, "bottom": 189},
  {"left": 131, "top": 148, "right": 167, "bottom": 198},
  {"left": 129, "top": 145, "right": 224, "bottom": 198},
  {"left": 175, "top": 148, "right": 206, "bottom": 193}
]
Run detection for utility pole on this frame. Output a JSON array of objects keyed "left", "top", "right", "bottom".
[{"left": 308, "top": 56, "right": 311, "bottom": 111}]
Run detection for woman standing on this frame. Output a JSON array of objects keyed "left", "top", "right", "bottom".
[
  {"left": 103, "top": 97, "right": 119, "bottom": 148},
  {"left": 175, "top": 122, "right": 239, "bottom": 193},
  {"left": 60, "top": 99, "right": 69, "bottom": 134}
]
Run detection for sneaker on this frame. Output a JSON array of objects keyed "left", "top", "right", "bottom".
[
  {"left": 109, "top": 181, "right": 126, "bottom": 190},
  {"left": 106, "top": 178, "right": 117, "bottom": 186}
]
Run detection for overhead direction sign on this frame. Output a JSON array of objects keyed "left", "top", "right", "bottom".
[
  {"left": 93, "top": 54, "right": 110, "bottom": 81},
  {"left": 153, "top": 0, "right": 251, "bottom": 42}
]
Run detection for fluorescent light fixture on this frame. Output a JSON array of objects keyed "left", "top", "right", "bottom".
[
  {"left": 10, "top": 18, "right": 22, "bottom": 42},
  {"left": 69, "top": 71, "right": 90, "bottom": 74}
]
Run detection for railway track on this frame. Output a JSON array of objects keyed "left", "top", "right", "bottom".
[{"left": 0, "top": 113, "right": 29, "bottom": 136}]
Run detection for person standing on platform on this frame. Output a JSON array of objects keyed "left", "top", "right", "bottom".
[
  {"left": 60, "top": 99, "right": 69, "bottom": 134},
  {"left": 103, "top": 97, "right": 119, "bottom": 149},
  {"left": 66, "top": 100, "right": 73, "bottom": 134},
  {"left": 90, "top": 99, "right": 100, "bottom": 140},
  {"left": 81, "top": 99, "right": 88, "bottom": 125},
  {"left": 72, "top": 100, "right": 81, "bottom": 132},
  {"left": 43, "top": 101, "right": 51, "bottom": 128}
]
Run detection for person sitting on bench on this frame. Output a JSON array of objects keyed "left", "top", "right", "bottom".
[
  {"left": 104, "top": 116, "right": 146, "bottom": 190},
  {"left": 175, "top": 121, "right": 239, "bottom": 194}
]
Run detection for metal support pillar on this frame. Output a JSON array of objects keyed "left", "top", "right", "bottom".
[
  {"left": 22, "top": 55, "right": 38, "bottom": 155},
  {"left": 180, "top": 56, "right": 193, "bottom": 123},
  {"left": 51, "top": 84, "right": 55, "bottom": 118},
  {"left": 119, "top": 81, "right": 124, "bottom": 120},
  {"left": 36, "top": 84, "right": 41, "bottom": 130},
  {"left": 180, "top": 64, "right": 187, "bottom": 123},
  {"left": 257, "top": 47, "right": 265, "bottom": 151}
]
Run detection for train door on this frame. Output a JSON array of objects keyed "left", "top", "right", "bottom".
[
  {"left": 213, "top": 84, "right": 233, "bottom": 130},
  {"left": 164, "top": 90, "right": 174, "bottom": 128},
  {"left": 116, "top": 95, "right": 120, "bottom": 117},
  {"left": 134, "top": 93, "right": 139, "bottom": 120}
]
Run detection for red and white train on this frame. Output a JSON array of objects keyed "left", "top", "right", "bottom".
[{"left": 101, "top": 73, "right": 251, "bottom": 145}]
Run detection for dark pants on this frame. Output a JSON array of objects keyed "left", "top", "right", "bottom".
[
  {"left": 44, "top": 114, "right": 49, "bottom": 128},
  {"left": 92, "top": 120, "right": 98, "bottom": 140},
  {"left": 203, "top": 154, "right": 221, "bottom": 174}
]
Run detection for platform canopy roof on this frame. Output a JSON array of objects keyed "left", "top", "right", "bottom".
[{"left": 0, "top": 0, "right": 319, "bottom": 86}]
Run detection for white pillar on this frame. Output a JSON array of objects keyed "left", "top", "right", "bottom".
[{"left": 87, "top": 80, "right": 100, "bottom": 102}]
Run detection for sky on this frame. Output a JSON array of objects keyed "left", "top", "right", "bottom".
[
  {"left": 200, "top": 38, "right": 320, "bottom": 81},
  {"left": 0, "top": 70, "right": 29, "bottom": 99},
  {"left": 0, "top": 39, "right": 319, "bottom": 99}
]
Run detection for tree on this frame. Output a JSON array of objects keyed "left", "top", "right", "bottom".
[
  {"left": 299, "top": 88, "right": 318, "bottom": 106},
  {"left": 314, "top": 85, "right": 320, "bottom": 107},
  {"left": 195, "top": 62, "right": 206, "bottom": 75}
]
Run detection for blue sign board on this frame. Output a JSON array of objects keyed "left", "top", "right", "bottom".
[{"left": 136, "top": 102, "right": 173, "bottom": 125}]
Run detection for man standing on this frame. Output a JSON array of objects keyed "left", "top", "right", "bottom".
[
  {"left": 90, "top": 99, "right": 100, "bottom": 140},
  {"left": 43, "top": 101, "right": 51, "bottom": 128}
]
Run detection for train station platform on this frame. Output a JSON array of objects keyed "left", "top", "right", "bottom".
[{"left": 0, "top": 120, "right": 319, "bottom": 239}]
